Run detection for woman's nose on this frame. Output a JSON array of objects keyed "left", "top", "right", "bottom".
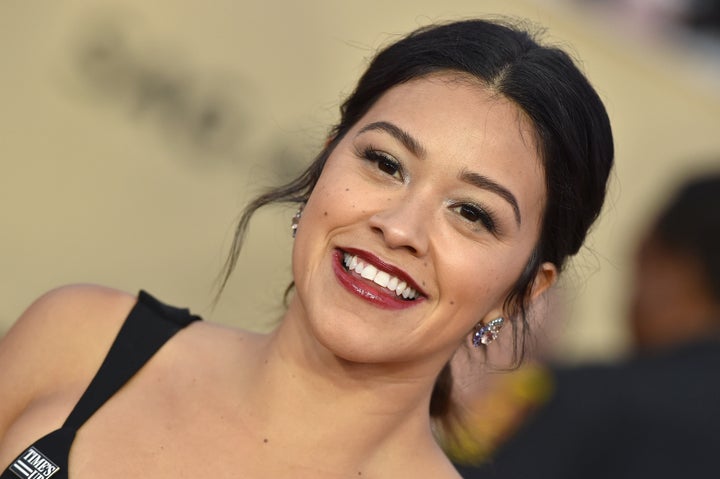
[{"left": 367, "top": 196, "right": 430, "bottom": 256}]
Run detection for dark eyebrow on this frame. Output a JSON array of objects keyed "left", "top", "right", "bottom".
[
  {"left": 357, "top": 121, "right": 427, "bottom": 159},
  {"left": 460, "top": 170, "right": 522, "bottom": 226}
]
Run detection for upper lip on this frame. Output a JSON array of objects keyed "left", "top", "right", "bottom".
[{"left": 340, "top": 247, "right": 428, "bottom": 298}]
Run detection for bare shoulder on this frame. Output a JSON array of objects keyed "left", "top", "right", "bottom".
[
  {"left": 0, "top": 285, "right": 137, "bottom": 433},
  {"left": 1, "top": 284, "right": 137, "bottom": 354}
]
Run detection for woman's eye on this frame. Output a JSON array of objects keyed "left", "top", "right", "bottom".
[
  {"left": 452, "top": 203, "right": 497, "bottom": 232},
  {"left": 363, "top": 149, "right": 403, "bottom": 180}
]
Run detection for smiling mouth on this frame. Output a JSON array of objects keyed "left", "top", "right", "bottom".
[{"left": 341, "top": 252, "right": 420, "bottom": 300}]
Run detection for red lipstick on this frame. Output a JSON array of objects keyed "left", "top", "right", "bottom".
[{"left": 331, "top": 249, "right": 426, "bottom": 310}]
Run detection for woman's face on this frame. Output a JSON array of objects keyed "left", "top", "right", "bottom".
[{"left": 291, "top": 73, "right": 554, "bottom": 368}]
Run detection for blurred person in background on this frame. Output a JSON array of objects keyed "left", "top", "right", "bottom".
[{"left": 456, "top": 170, "right": 720, "bottom": 478}]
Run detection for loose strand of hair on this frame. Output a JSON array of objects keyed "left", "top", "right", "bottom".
[{"left": 213, "top": 153, "right": 328, "bottom": 304}]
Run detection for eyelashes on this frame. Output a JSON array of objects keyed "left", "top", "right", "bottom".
[
  {"left": 359, "top": 146, "right": 404, "bottom": 180},
  {"left": 449, "top": 202, "right": 498, "bottom": 233},
  {"left": 356, "top": 144, "right": 500, "bottom": 235}
]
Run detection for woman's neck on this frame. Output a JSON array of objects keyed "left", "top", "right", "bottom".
[{"left": 231, "top": 307, "right": 449, "bottom": 476}]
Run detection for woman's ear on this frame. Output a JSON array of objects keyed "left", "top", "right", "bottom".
[
  {"left": 478, "top": 262, "right": 557, "bottom": 327},
  {"left": 530, "top": 262, "right": 558, "bottom": 301}
]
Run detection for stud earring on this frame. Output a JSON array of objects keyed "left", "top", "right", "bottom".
[
  {"left": 291, "top": 203, "right": 304, "bottom": 238},
  {"left": 472, "top": 317, "right": 505, "bottom": 347}
]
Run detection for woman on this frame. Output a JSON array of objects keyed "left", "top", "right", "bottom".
[{"left": 0, "top": 19, "right": 613, "bottom": 478}]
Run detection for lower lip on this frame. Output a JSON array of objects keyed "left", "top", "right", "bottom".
[{"left": 331, "top": 250, "right": 422, "bottom": 310}]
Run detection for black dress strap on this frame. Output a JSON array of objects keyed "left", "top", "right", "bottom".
[
  {"left": 63, "top": 290, "right": 200, "bottom": 429},
  {"left": 1, "top": 291, "right": 200, "bottom": 479}
]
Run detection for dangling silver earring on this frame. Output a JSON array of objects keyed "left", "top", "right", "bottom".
[
  {"left": 291, "top": 203, "right": 304, "bottom": 238},
  {"left": 472, "top": 317, "right": 505, "bottom": 347}
]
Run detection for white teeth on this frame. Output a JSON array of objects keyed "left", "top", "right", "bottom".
[
  {"left": 361, "top": 264, "right": 378, "bottom": 280},
  {"left": 373, "top": 271, "right": 390, "bottom": 287},
  {"left": 342, "top": 253, "right": 419, "bottom": 300}
]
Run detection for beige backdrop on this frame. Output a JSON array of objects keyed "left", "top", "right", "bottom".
[{"left": 2, "top": 0, "right": 719, "bottom": 363}]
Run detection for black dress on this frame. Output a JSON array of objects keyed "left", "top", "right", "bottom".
[{"left": 1, "top": 291, "right": 200, "bottom": 479}]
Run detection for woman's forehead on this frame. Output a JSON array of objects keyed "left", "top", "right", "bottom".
[{"left": 358, "top": 74, "right": 539, "bottom": 154}]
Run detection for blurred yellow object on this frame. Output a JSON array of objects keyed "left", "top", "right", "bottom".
[{"left": 442, "top": 364, "right": 554, "bottom": 465}]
